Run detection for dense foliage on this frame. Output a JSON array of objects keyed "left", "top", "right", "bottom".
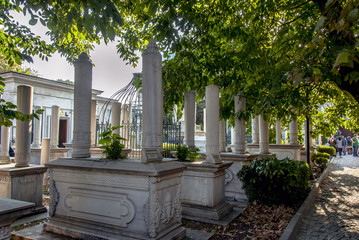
[
  {"left": 316, "top": 145, "right": 337, "bottom": 156},
  {"left": 175, "top": 145, "right": 200, "bottom": 162},
  {"left": 1, "top": 0, "right": 358, "bottom": 135},
  {"left": 98, "top": 125, "right": 126, "bottom": 159},
  {"left": 238, "top": 157, "right": 311, "bottom": 206},
  {"left": 311, "top": 151, "right": 331, "bottom": 169}
]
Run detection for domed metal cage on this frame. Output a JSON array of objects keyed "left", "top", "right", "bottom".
[{"left": 97, "top": 73, "right": 182, "bottom": 159}]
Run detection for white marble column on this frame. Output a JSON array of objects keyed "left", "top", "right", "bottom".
[
  {"left": 15, "top": 85, "right": 33, "bottom": 167},
  {"left": 276, "top": 119, "right": 282, "bottom": 144},
  {"left": 203, "top": 108, "right": 207, "bottom": 134},
  {"left": 289, "top": 119, "right": 299, "bottom": 145},
  {"left": 205, "top": 85, "right": 221, "bottom": 164},
  {"left": 50, "top": 105, "right": 60, "bottom": 149},
  {"left": 219, "top": 120, "right": 226, "bottom": 152},
  {"left": 184, "top": 91, "right": 196, "bottom": 149},
  {"left": 111, "top": 101, "right": 122, "bottom": 135},
  {"left": 32, "top": 105, "right": 42, "bottom": 148},
  {"left": 1, "top": 126, "right": 10, "bottom": 157},
  {"left": 231, "top": 127, "right": 235, "bottom": 146},
  {"left": 72, "top": 52, "right": 92, "bottom": 158},
  {"left": 40, "top": 138, "right": 50, "bottom": 186},
  {"left": 122, "top": 104, "right": 131, "bottom": 142},
  {"left": 142, "top": 40, "right": 163, "bottom": 163},
  {"left": 90, "top": 100, "right": 97, "bottom": 147},
  {"left": 234, "top": 94, "right": 246, "bottom": 154},
  {"left": 259, "top": 115, "right": 270, "bottom": 154},
  {"left": 252, "top": 115, "right": 259, "bottom": 144}
]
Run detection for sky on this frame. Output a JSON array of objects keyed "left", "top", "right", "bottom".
[{"left": 15, "top": 13, "right": 142, "bottom": 98}]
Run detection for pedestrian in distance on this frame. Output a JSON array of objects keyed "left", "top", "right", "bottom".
[
  {"left": 352, "top": 134, "right": 359, "bottom": 157},
  {"left": 342, "top": 135, "right": 347, "bottom": 155},
  {"left": 337, "top": 137, "right": 343, "bottom": 157}
]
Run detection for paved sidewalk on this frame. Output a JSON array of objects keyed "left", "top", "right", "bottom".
[{"left": 296, "top": 155, "right": 359, "bottom": 240}]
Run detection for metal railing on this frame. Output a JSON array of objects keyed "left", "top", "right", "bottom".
[{"left": 96, "top": 122, "right": 182, "bottom": 159}]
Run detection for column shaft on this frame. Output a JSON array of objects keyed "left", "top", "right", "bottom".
[
  {"left": 142, "top": 40, "right": 163, "bottom": 162},
  {"left": 289, "top": 119, "right": 298, "bottom": 145},
  {"left": 1, "top": 126, "right": 10, "bottom": 156},
  {"left": 234, "top": 94, "right": 246, "bottom": 154},
  {"left": 90, "top": 100, "right": 97, "bottom": 147},
  {"left": 252, "top": 115, "right": 259, "bottom": 144},
  {"left": 259, "top": 115, "right": 270, "bottom": 154},
  {"left": 184, "top": 91, "right": 196, "bottom": 149},
  {"left": 50, "top": 105, "right": 60, "bottom": 149},
  {"left": 33, "top": 105, "right": 42, "bottom": 147},
  {"left": 15, "top": 85, "right": 33, "bottom": 167},
  {"left": 72, "top": 52, "right": 92, "bottom": 158},
  {"left": 205, "top": 85, "right": 221, "bottom": 163}
]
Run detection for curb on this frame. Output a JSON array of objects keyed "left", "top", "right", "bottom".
[{"left": 280, "top": 160, "right": 334, "bottom": 240}]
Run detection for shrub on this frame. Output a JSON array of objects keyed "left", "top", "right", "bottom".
[
  {"left": 99, "top": 125, "right": 126, "bottom": 159},
  {"left": 312, "top": 151, "right": 330, "bottom": 170},
  {"left": 316, "top": 145, "right": 336, "bottom": 156},
  {"left": 175, "top": 145, "right": 200, "bottom": 162},
  {"left": 176, "top": 145, "right": 190, "bottom": 161},
  {"left": 237, "top": 156, "right": 311, "bottom": 206}
]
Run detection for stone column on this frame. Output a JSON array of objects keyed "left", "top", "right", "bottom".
[
  {"left": 111, "top": 102, "right": 122, "bottom": 135},
  {"left": 252, "top": 115, "right": 259, "bottom": 144},
  {"left": 15, "top": 85, "right": 33, "bottom": 167},
  {"left": 50, "top": 105, "right": 60, "bottom": 149},
  {"left": 184, "top": 91, "right": 196, "bottom": 149},
  {"left": 276, "top": 119, "right": 282, "bottom": 144},
  {"left": 32, "top": 105, "right": 42, "bottom": 148},
  {"left": 142, "top": 40, "right": 163, "bottom": 163},
  {"left": 219, "top": 120, "right": 226, "bottom": 152},
  {"left": 90, "top": 100, "right": 97, "bottom": 147},
  {"left": 231, "top": 127, "right": 235, "bottom": 146},
  {"left": 72, "top": 52, "right": 92, "bottom": 158},
  {"left": 205, "top": 85, "right": 221, "bottom": 164},
  {"left": 122, "top": 104, "right": 131, "bottom": 143},
  {"left": 259, "top": 115, "right": 270, "bottom": 154},
  {"left": 1, "top": 126, "right": 10, "bottom": 157},
  {"left": 289, "top": 119, "right": 298, "bottom": 145},
  {"left": 234, "top": 94, "right": 246, "bottom": 154},
  {"left": 40, "top": 138, "right": 50, "bottom": 186},
  {"left": 203, "top": 108, "right": 206, "bottom": 133}
]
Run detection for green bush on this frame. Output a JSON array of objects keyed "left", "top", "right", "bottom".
[
  {"left": 237, "top": 157, "right": 311, "bottom": 206},
  {"left": 175, "top": 145, "right": 200, "bottom": 162},
  {"left": 316, "top": 145, "right": 336, "bottom": 156},
  {"left": 312, "top": 151, "right": 330, "bottom": 169},
  {"left": 176, "top": 145, "right": 190, "bottom": 161}
]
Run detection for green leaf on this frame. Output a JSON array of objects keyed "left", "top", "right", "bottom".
[{"left": 29, "top": 18, "right": 38, "bottom": 26}]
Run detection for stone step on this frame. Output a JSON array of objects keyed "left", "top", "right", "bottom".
[{"left": 12, "top": 223, "right": 213, "bottom": 240}]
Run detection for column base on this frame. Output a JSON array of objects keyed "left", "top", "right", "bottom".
[{"left": 181, "top": 161, "right": 233, "bottom": 222}]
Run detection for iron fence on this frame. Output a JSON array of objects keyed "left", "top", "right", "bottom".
[{"left": 96, "top": 122, "right": 182, "bottom": 159}]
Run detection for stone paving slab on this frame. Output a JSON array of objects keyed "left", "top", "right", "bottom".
[{"left": 295, "top": 155, "right": 359, "bottom": 240}]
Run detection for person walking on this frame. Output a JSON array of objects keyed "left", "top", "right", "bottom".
[
  {"left": 337, "top": 137, "right": 343, "bottom": 157},
  {"left": 342, "top": 135, "right": 347, "bottom": 155},
  {"left": 352, "top": 134, "right": 359, "bottom": 157}
]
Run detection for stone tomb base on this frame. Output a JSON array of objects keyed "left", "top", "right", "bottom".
[
  {"left": 0, "top": 164, "right": 47, "bottom": 213},
  {"left": 44, "top": 158, "right": 186, "bottom": 240},
  {"left": 247, "top": 144, "right": 302, "bottom": 160},
  {"left": 181, "top": 161, "right": 233, "bottom": 222},
  {"left": 220, "top": 153, "right": 257, "bottom": 204}
]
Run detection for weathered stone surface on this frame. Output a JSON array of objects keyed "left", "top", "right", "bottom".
[
  {"left": 45, "top": 158, "right": 185, "bottom": 240},
  {"left": 0, "top": 164, "right": 47, "bottom": 213},
  {"left": 180, "top": 161, "right": 233, "bottom": 221}
]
